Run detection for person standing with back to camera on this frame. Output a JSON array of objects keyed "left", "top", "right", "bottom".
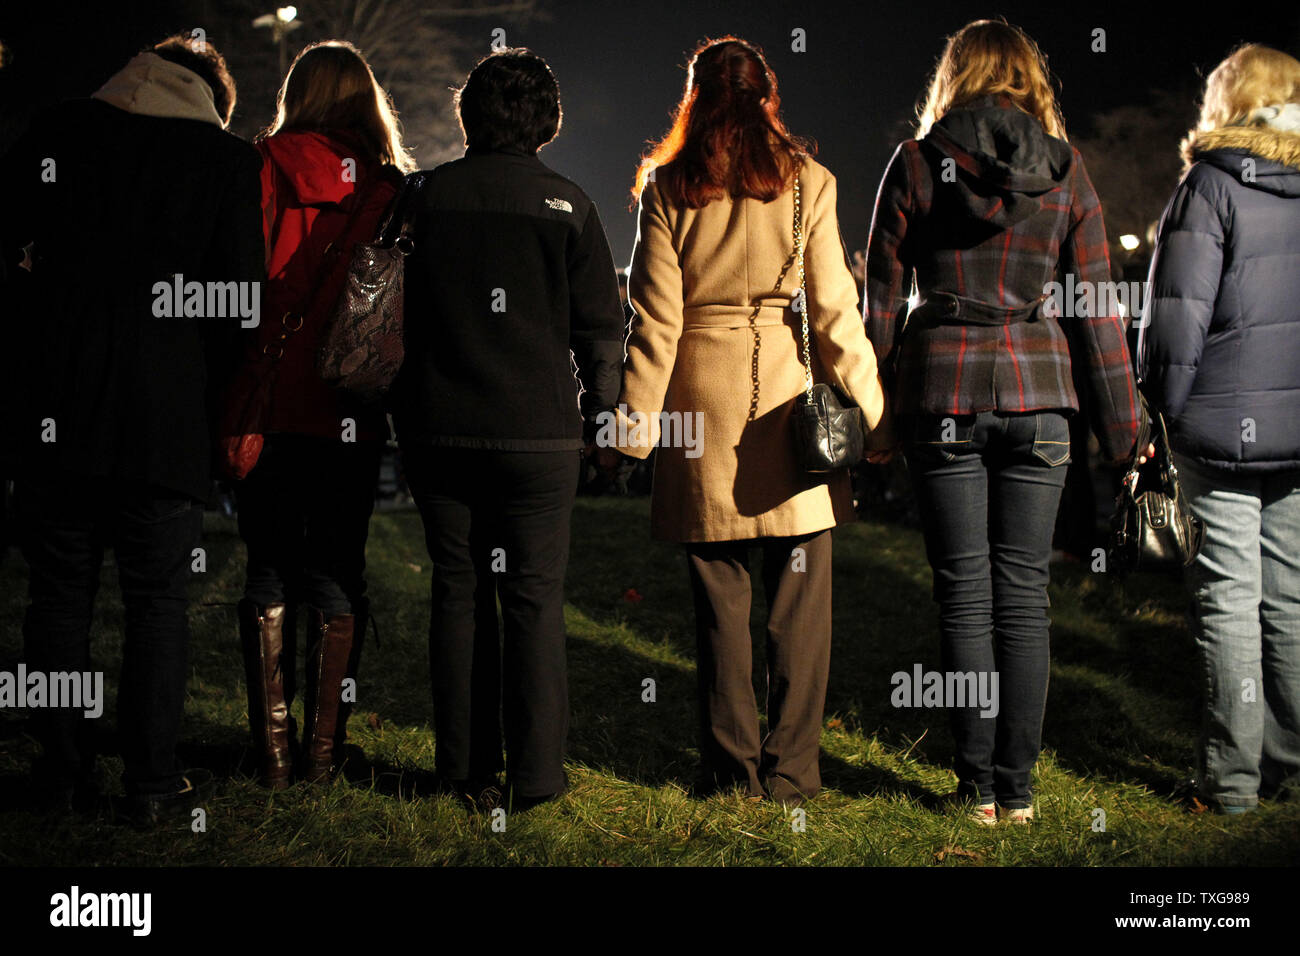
[
  {"left": 610, "top": 37, "right": 889, "bottom": 805},
  {"left": 1141, "top": 44, "right": 1300, "bottom": 814},
  {"left": 232, "top": 40, "right": 416, "bottom": 789},
  {"left": 864, "top": 20, "right": 1142, "bottom": 825},
  {"left": 393, "top": 49, "right": 626, "bottom": 812}
]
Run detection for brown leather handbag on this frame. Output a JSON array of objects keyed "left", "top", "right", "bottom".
[{"left": 317, "top": 171, "right": 425, "bottom": 404}]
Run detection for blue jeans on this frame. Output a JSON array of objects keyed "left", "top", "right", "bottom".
[
  {"left": 904, "top": 411, "right": 1070, "bottom": 808},
  {"left": 1176, "top": 454, "right": 1300, "bottom": 809}
]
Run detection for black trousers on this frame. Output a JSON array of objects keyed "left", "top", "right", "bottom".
[
  {"left": 235, "top": 434, "right": 382, "bottom": 616},
  {"left": 403, "top": 445, "right": 579, "bottom": 797},
  {"left": 685, "top": 529, "right": 833, "bottom": 802},
  {"left": 17, "top": 475, "right": 203, "bottom": 796}
]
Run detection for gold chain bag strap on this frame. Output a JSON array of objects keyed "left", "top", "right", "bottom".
[{"left": 789, "top": 168, "right": 865, "bottom": 473}]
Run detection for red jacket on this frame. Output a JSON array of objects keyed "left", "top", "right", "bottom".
[{"left": 251, "top": 129, "right": 399, "bottom": 442}]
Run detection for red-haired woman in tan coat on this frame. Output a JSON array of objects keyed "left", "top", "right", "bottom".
[{"left": 606, "top": 37, "right": 888, "bottom": 804}]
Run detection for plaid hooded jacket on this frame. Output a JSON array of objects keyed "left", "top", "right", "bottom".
[{"left": 863, "top": 95, "right": 1140, "bottom": 461}]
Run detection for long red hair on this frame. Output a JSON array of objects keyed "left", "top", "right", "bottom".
[{"left": 633, "top": 37, "right": 812, "bottom": 207}]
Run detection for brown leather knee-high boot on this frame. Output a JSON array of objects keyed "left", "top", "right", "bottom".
[
  {"left": 237, "top": 600, "right": 292, "bottom": 789},
  {"left": 333, "top": 597, "right": 368, "bottom": 759},
  {"left": 302, "top": 607, "right": 356, "bottom": 783}
]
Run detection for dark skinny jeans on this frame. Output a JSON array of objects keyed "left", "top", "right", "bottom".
[{"left": 904, "top": 410, "right": 1070, "bottom": 808}]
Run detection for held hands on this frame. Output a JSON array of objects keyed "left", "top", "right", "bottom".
[
  {"left": 862, "top": 404, "right": 898, "bottom": 465},
  {"left": 583, "top": 442, "right": 624, "bottom": 481}
]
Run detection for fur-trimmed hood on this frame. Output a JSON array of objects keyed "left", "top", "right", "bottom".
[{"left": 1183, "top": 105, "right": 1300, "bottom": 197}]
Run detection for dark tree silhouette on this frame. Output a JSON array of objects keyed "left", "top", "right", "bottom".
[
  {"left": 185, "top": 0, "right": 543, "bottom": 166},
  {"left": 1071, "top": 88, "right": 1198, "bottom": 265}
]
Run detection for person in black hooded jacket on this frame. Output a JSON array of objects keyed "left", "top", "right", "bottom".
[
  {"left": 1140, "top": 44, "right": 1300, "bottom": 814},
  {"left": 865, "top": 20, "right": 1141, "bottom": 825},
  {"left": 0, "top": 35, "right": 263, "bottom": 824}
]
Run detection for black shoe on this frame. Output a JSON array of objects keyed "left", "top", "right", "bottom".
[
  {"left": 1172, "top": 776, "right": 1210, "bottom": 813},
  {"left": 119, "top": 769, "right": 215, "bottom": 830},
  {"left": 30, "top": 765, "right": 99, "bottom": 817},
  {"left": 761, "top": 773, "right": 812, "bottom": 807},
  {"left": 470, "top": 784, "right": 504, "bottom": 813},
  {"left": 1261, "top": 774, "right": 1300, "bottom": 803},
  {"left": 505, "top": 789, "right": 560, "bottom": 814},
  {"left": 439, "top": 775, "right": 504, "bottom": 812}
]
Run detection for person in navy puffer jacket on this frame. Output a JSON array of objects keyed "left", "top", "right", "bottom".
[{"left": 1140, "top": 43, "right": 1300, "bottom": 815}]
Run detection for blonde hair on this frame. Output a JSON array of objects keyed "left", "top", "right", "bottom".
[
  {"left": 916, "top": 20, "right": 1066, "bottom": 140},
  {"left": 1185, "top": 43, "right": 1300, "bottom": 144},
  {"left": 262, "top": 40, "right": 417, "bottom": 172}
]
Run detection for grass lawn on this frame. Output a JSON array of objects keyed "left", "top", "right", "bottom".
[{"left": 1, "top": 495, "right": 1296, "bottom": 866}]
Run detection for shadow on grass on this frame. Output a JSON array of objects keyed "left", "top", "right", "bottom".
[{"left": 4, "top": 495, "right": 1295, "bottom": 865}]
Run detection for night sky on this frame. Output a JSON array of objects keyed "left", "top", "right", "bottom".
[
  {"left": 524, "top": 0, "right": 1300, "bottom": 263},
  {"left": 3, "top": 1, "right": 1298, "bottom": 264}
]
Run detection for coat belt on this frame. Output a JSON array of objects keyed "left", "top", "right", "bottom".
[
  {"left": 682, "top": 303, "right": 793, "bottom": 330},
  {"left": 909, "top": 291, "right": 1048, "bottom": 327}
]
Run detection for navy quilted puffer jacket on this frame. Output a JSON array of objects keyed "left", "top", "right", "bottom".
[{"left": 1140, "top": 111, "right": 1300, "bottom": 473}]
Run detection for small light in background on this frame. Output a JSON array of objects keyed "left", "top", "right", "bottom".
[
  {"left": 277, "top": 6, "right": 298, "bottom": 22},
  {"left": 1119, "top": 234, "right": 1140, "bottom": 252}
]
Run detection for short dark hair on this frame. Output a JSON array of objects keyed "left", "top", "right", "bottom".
[
  {"left": 151, "top": 33, "right": 237, "bottom": 126},
  {"left": 455, "top": 49, "right": 561, "bottom": 153}
]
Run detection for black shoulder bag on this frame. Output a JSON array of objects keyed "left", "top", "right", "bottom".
[
  {"left": 1107, "top": 392, "right": 1205, "bottom": 574},
  {"left": 789, "top": 173, "right": 865, "bottom": 472}
]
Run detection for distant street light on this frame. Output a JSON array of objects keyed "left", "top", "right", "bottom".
[
  {"left": 253, "top": 6, "right": 302, "bottom": 76},
  {"left": 1119, "top": 234, "right": 1141, "bottom": 252}
]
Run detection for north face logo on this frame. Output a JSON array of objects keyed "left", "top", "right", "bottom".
[{"left": 544, "top": 197, "right": 573, "bottom": 213}]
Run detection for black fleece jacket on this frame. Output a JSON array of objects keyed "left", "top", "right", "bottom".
[{"left": 391, "top": 148, "right": 626, "bottom": 451}]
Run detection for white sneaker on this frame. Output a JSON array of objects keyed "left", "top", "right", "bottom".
[
  {"left": 969, "top": 801, "right": 997, "bottom": 825},
  {"left": 998, "top": 805, "right": 1035, "bottom": 824}
]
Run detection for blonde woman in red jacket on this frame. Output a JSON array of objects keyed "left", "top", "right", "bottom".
[{"left": 233, "top": 41, "right": 415, "bottom": 788}]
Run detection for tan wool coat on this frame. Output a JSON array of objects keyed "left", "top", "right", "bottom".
[{"left": 616, "top": 158, "right": 889, "bottom": 542}]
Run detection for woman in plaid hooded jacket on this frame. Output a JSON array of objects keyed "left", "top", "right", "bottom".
[{"left": 864, "top": 20, "right": 1141, "bottom": 824}]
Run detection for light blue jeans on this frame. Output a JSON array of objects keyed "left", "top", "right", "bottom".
[{"left": 1176, "top": 454, "right": 1300, "bottom": 809}]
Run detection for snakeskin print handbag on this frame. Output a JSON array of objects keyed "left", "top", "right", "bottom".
[{"left": 317, "top": 171, "right": 426, "bottom": 404}]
